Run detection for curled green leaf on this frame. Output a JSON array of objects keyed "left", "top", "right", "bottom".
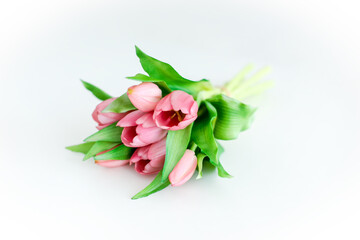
[
  {"left": 191, "top": 101, "right": 219, "bottom": 165},
  {"left": 207, "top": 94, "right": 256, "bottom": 140}
]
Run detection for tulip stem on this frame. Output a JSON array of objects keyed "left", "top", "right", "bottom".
[
  {"left": 220, "top": 65, "right": 273, "bottom": 102},
  {"left": 189, "top": 142, "right": 198, "bottom": 152}
]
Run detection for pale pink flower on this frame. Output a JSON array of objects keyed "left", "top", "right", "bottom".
[
  {"left": 153, "top": 90, "right": 198, "bottom": 130},
  {"left": 95, "top": 145, "right": 130, "bottom": 168},
  {"left": 117, "top": 110, "right": 167, "bottom": 147},
  {"left": 169, "top": 149, "right": 197, "bottom": 186},
  {"left": 127, "top": 82, "right": 162, "bottom": 112},
  {"left": 92, "top": 98, "right": 127, "bottom": 130},
  {"left": 130, "top": 138, "right": 167, "bottom": 175}
]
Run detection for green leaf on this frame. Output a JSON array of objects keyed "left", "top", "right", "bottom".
[
  {"left": 81, "top": 80, "right": 112, "bottom": 101},
  {"left": 191, "top": 101, "right": 219, "bottom": 166},
  {"left": 217, "top": 162, "right": 233, "bottom": 178},
  {"left": 207, "top": 94, "right": 256, "bottom": 140},
  {"left": 162, "top": 124, "right": 193, "bottom": 182},
  {"left": 84, "top": 123, "right": 123, "bottom": 142},
  {"left": 131, "top": 172, "right": 170, "bottom": 200},
  {"left": 94, "top": 144, "right": 134, "bottom": 160},
  {"left": 215, "top": 141, "right": 232, "bottom": 178},
  {"left": 196, "top": 153, "right": 207, "bottom": 179},
  {"left": 135, "top": 46, "right": 186, "bottom": 81},
  {"left": 133, "top": 46, "right": 213, "bottom": 96},
  {"left": 66, "top": 142, "right": 95, "bottom": 154},
  {"left": 127, "top": 73, "right": 161, "bottom": 82},
  {"left": 83, "top": 141, "right": 119, "bottom": 161},
  {"left": 103, "top": 93, "right": 136, "bottom": 113}
]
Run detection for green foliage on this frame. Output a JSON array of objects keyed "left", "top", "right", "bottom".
[
  {"left": 162, "top": 124, "right": 193, "bottom": 182},
  {"left": 131, "top": 46, "right": 213, "bottom": 96},
  {"left": 207, "top": 94, "right": 256, "bottom": 140},
  {"left": 103, "top": 93, "right": 136, "bottom": 113},
  {"left": 94, "top": 144, "right": 134, "bottom": 160},
  {"left": 215, "top": 141, "right": 232, "bottom": 178},
  {"left": 191, "top": 101, "right": 219, "bottom": 165},
  {"left": 84, "top": 123, "right": 123, "bottom": 142},
  {"left": 66, "top": 142, "right": 95, "bottom": 154},
  {"left": 196, "top": 153, "right": 207, "bottom": 179},
  {"left": 131, "top": 172, "right": 170, "bottom": 200},
  {"left": 81, "top": 80, "right": 112, "bottom": 101},
  {"left": 83, "top": 141, "right": 119, "bottom": 161}
]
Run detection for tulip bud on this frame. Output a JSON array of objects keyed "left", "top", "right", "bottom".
[
  {"left": 127, "top": 82, "right": 162, "bottom": 112},
  {"left": 92, "top": 98, "right": 127, "bottom": 130},
  {"left": 169, "top": 149, "right": 197, "bottom": 186},
  {"left": 153, "top": 90, "right": 198, "bottom": 130}
]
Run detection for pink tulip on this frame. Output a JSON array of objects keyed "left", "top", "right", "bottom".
[
  {"left": 130, "top": 138, "right": 167, "bottom": 175},
  {"left": 169, "top": 150, "right": 197, "bottom": 186},
  {"left": 153, "top": 90, "right": 198, "bottom": 130},
  {"left": 127, "top": 82, "right": 162, "bottom": 112},
  {"left": 95, "top": 146, "right": 130, "bottom": 168},
  {"left": 92, "top": 98, "right": 127, "bottom": 130},
  {"left": 117, "top": 110, "right": 167, "bottom": 147}
]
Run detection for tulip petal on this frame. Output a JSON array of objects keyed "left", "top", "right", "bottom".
[
  {"left": 136, "top": 112, "right": 157, "bottom": 128},
  {"left": 170, "top": 90, "right": 195, "bottom": 114},
  {"left": 134, "top": 160, "right": 160, "bottom": 175},
  {"left": 136, "top": 125, "right": 167, "bottom": 144},
  {"left": 95, "top": 160, "right": 129, "bottom": 168},
  {"left": 148, "top": 138, "right": 167, "bottom": 162},
  {"left": 130, "top": 146, "right": 150, "bottom": 163},
  {"left": 121, "top": 126, "right": 137, "bottom": 147},
  {"left": 117, "top": 110, "right": 145, "bottom": 127}
]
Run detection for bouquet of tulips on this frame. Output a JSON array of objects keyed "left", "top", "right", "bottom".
[{"left": 67, "top": 46, "right": 271, "bottom": 199}]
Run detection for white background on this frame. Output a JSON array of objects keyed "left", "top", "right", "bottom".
[{"left": 1, "top": 0, "right": 359, "bottom": 239}]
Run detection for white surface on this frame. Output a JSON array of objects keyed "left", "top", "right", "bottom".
[{"left": 1, "top": 0, "right": 359, "bottom": 239}]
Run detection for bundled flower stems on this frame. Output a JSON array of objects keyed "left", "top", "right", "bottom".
[{"left": 66, "top": 46, "right": 272, "bottom": 199}]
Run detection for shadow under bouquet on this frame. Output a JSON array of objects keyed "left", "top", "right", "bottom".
[{"left": 67, "top": 46, "right": 271, "bottom": 199}]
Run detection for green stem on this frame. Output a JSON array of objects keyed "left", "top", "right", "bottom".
[{"left": 189, "top": 142, "right": 198, "bottom": 152}]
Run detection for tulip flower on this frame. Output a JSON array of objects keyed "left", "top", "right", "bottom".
[
  {"left": 117, "top": 110, "right": 167, "bottom": 147},
  {"left": 130, "top": 138, "right": 167, "bottom": 175},
  {"left": 95, "top": 146, "right": 130, "bottom": 168},
  {"left": 169, "top": 149, "right": 197, "bottom": 186},
  {"left": 153, "top": 90, "right": 198, "bottom": 130},
  {"left": 127, "top": 82, "right": 162, "bottom": 112},
  {"left": 92, "top": 98, "right": 127, "bottom": 130}
]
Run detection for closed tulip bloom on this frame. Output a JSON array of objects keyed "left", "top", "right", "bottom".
[
  {"left": 127, "top": 82, "right": 162, "bottom": 112},
  {"left": 92, "top": 98, "right": 127, "bottom": 130},
  {"left": 153, "top": 90, "right": 198, "bottom": 130},
  {"left": 117, "top": 110, "right": 167, "bottom": 147},
  {"left": 95, "top": 146, "right": 130, "bottom": 168},
  {"left": 169, "top": 150, "right": 197, "bottom": 186},
  {"left": 130, "top": 138, "right": 166, "bottom": 175}
]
